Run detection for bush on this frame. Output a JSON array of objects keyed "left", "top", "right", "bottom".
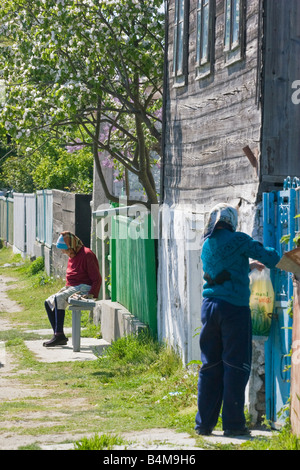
[{"left": 27, "top": 256, "right": 44, "bottom": 275}]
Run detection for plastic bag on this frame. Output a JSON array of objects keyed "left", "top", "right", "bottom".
[{"left": 249, "top": 268, "right": 274, "bottom": 336}]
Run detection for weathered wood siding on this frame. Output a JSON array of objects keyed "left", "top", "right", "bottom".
[
  {"left": 164, "top": 0, "right": 262, "bottom": 207},
  {"left": 261, "top": 0, "right": 300, "bottom": 184},
  {"left": 159, "top": 0, "right": 300, "bottom": 368}
]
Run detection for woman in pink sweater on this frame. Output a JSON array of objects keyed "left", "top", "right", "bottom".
[{"left": 43, "top": 231, "right": 102, "bottom": 347}]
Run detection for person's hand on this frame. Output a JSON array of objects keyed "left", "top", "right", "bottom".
[{"left": 250, "top": 260, "right": 265, "bottom": 271}]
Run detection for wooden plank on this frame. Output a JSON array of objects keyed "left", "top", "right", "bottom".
[{"left": 261, "top": 0, "right": 300, "bottom": 178}]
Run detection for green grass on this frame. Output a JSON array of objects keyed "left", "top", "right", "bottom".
[
  {"left": 74, "top": 433, "right": 128, "bottom": 450},
  {"left": 241, "top": 425, "right": 300, "bottom": 451},
  {"left": 0, "top": 246, "right": 201, "bottom": 448},
  {"left": 0, "top": 245, "right": 299, "bottom": 450}
]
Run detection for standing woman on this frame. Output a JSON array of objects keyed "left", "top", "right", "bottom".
[
  {"left": 195, "top": 203, "right": 280, "bottom": 437},
  {"left": 43, "top": 231, "right": 102, "bottom": 347}
]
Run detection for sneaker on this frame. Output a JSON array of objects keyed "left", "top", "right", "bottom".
[
  {"left": 223, "top": 427, "right": 251, "bottom": 437},
  {"left": 43, "top": 335, "right": 68, "bottom": 347}
]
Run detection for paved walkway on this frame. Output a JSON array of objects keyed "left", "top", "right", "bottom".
[{"left": 24, "top": 327, "right": 110, "bottom": 363}]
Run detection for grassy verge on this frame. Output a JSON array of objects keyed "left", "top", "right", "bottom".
[
  {"left": 0, "top": 246, "right": 201, "bottom": 449},
  {"left": 0, "top": 246, "right": 299, "bottom": 450}
]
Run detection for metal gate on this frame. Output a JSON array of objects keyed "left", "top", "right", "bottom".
[{"left": 263, "top": 176, "right": 300, "bottom": 428}]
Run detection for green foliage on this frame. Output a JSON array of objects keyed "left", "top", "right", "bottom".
[
  {"left": 241, "top": 425, "right": 300, "bottom": 450},
  {"left": 27, "top": 257, "right": 44, "bottom": 275},
  {"left": 75, "top": 433, "right": 127, "bottom": 450},
  {"left": 0, "top": 138, "right": 93, "bottom": 193},
  {"left": 99, "top": 331, "right": 165, "bottom": 369},
  {"left": 0, "top": 0, "right": 164, "bottom": 203}
]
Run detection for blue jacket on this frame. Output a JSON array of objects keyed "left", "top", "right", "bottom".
[{"left": 201, "top": 229, "right": 280, "bottom": 307}]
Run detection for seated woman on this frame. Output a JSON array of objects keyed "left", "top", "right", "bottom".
[{"left": 43, "top": 231, "right": 102, "bottom": 347}]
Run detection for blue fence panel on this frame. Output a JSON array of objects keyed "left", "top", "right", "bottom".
[
  {"left": 263, "top": 177, "right": 299, "bottom": 428},
  {"left": 0, "top": 196, "right": 13, "bottom": 245}
]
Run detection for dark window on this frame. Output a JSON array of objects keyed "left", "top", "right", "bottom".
[
  {"left": 196, "top": 0, "right": 214, "bottom": 78},
  {"left": 224, "top": 0, "right": 245, "bottom": 64},
  {"left": 173, "top": 0, "right": 188, "bottom": 85}
]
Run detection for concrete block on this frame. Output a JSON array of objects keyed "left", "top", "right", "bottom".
[
  {"left": 245, "top": 336, "right": 267, "bottom": 425},
  {"left": 93, "top": 300, "right": 103, "bottom": 325},
  {"left": 62, "top": 192, "right": 75, "bottom": 212},
  {"left": 44, "top": 245, "right": 52, "bottom": 276},
  {"left": 117, "top": 309, "right": 135, "bottom": 337},
  {"left": 34, "top": 241, "right": 44, "bottom": 258},
  {"left": 99, "top": 300, "right": 147, "bottom": 344},
  {"left": 101, "top": 300, "right": 122, "bottom": 343}
]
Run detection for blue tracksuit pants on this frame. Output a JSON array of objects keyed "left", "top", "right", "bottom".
[{"left": 195, "top": 297, "right": 252, "bottom": 432}]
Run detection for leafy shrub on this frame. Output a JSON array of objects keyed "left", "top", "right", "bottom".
[{"left": 27, "top": 256, "right": 44, "bottom": 275}]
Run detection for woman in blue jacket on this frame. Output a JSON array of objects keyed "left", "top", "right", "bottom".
[{"left": 195, "top": 203, "right": 280, "bottom": 437}]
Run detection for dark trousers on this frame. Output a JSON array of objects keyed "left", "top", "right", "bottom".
[
  {"left": 44, "top": 299, "right": 65, "bottom": 335},
  {"left": 195, "top": 297, "right": 252, "bottom": 432}
]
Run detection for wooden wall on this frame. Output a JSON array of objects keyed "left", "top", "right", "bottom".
[
  {"left": 261, "top": 0, "right": 300, "bottom": 186},
  {"left": 163, "top": 0, "right": 300, "bottom": 208},
  {"left": 164, "top": 0, "right": 262, "bottom": 208}
]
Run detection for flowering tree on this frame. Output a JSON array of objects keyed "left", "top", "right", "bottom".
[{"left": 0, "top": 0, "right": 164, "bottom": 206}]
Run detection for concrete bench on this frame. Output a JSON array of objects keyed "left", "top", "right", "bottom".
[{"left": 68, "top": 296, "right": 96, "bottom": 352}]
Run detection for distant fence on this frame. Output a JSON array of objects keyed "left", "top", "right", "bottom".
[
  {"left": 0, "top": 190, "right": 53, "bottom": 258},
  {"left": 0, "top": 190, "right": 91, "bottom": 279},
  {"left": 36, "top": 190, "right": 53, "bottom": 248},
  {"left": 13, "top": 193, "right": 37, "bottom": 257},
  {"left": 0, "top": 196, "right": 13, "bottom": 245}
]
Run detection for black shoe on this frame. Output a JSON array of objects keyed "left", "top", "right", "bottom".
[
  {"left": 195, "top": 427, "right": 212, "bottom": 436},
  {"left": 223, "top": 427, "right": 250, "bottom": 437},
  {"left": 43, "top": 334, "right": 68, "bottom": 347}
]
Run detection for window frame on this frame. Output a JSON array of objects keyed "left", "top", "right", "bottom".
[
  {"left": 195, "top": 0, "right": 215, "bottom": 79},
  {"left": 172, "top": 0, "right": 189, "bottom": 86},
  {"left": 224, "top": 0, "right": 245, "bottom": 65}
]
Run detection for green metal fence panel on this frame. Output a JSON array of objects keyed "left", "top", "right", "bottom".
[{"left": 110, "top": 213, "right": 157, "bottom": 337}]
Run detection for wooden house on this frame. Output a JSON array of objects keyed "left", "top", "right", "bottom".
[{"left": 158, "top": 0, "right": 300, "bottom": 367}]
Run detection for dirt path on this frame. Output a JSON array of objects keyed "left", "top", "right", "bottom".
[
  {"left": 0, "top": 274, "right": 272, "bottom": 451},
  {"left": 0, "top": 274, "right": 201, "bottom": 450}
]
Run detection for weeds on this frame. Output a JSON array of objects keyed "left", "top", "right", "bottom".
[
  {"left": 75, "top": 433, "right": 128, "bottom": 450},
  {"left": 241, "top": 425, "right": 300, "bottom": 450}
]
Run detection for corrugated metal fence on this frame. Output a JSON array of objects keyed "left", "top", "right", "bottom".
[
  {"left": 110, "top": 213, "right": 157, "bottom": 337},
  {"left": 94, "top": 205, "right": 157, "bottom": 337},
  {"left": 36, "top": 190, "right": 53, "bottom": 247},
  {"left": 0, "top": 196, "right": 13, "bottom": 245}
]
